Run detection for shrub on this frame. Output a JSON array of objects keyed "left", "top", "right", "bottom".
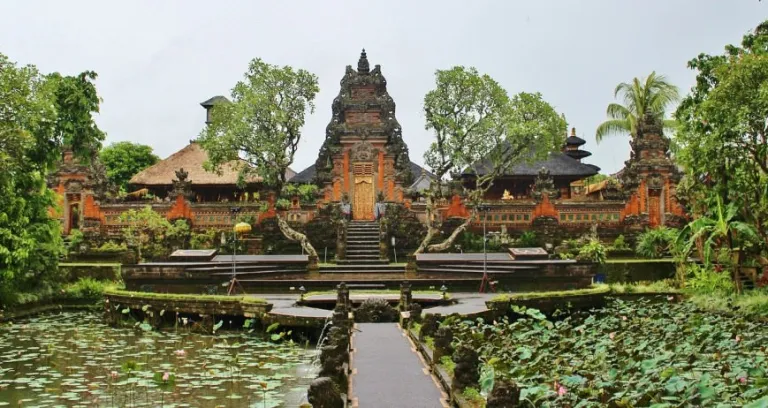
[
  {"left": 64, "top": 278, "right": 109, "bottom": 301},
  {"left": 95, "top": 241, "right": 128, "bottom": 253},
  {"left": 517, "top": 231, "right": 539, "bottom": 248},
  {"left": 576, "top": 239, "right": 607, "bottom": 264},
  {"left": 636, "top": 227, "right": 679, "bottom": 258},
  {"left": 190, "top": 229, "right": 218, "bottom": 250},
  {"left": 612, "top": 234, "right": 629, "bottom": 250},
  {"left": 686, "top": 264, "right": 734, "bottom": 294}
]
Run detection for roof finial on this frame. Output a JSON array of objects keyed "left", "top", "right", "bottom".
[
  {"left": 358, "top": 48, "right": 370, "bottom": 74},
  {"left": 571, "top": 127, "right": 576, "bottom": 136}
]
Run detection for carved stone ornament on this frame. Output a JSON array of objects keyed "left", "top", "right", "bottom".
[
  {"left": 531, "top": 167, "right": 560, "bottom": 201},
  {"left": 351, "top": 142, "right": 375, "bottom": 162},
  {"left": 171, "top": 168, "right": 194, "bottom": 199}
]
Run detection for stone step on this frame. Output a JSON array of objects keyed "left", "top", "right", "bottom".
[
  {"left": 347, "top": 232, "right": 379, "bottom": 237},
  {"left": 319, "top": 264, "right": 404, "bottom": 271},
  {"left": 347, "top": 248, "right": 379, "bottom": 254},
  {"left": 336, "top": 259, "right": 388, "bottom": 265}
]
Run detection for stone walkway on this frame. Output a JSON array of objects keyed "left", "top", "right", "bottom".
[{"left": 350, "top": 323, "right": 448, "bottom": 408}]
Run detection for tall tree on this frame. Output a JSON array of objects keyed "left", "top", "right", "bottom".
[
  {"left": 198, "top": 58, "right": 320, "bottom": 257},
  {"left": 595, "top": 72, "right": 680, "bottom": 143},
  {"left": 674, "top": 20, "right": 768, "bottom": 262},
  {"left": 100, "top": 141, "right": 159, "bottom": 191},
  {"left": 0, "top": 53, "right": 104, "bottom": 298},
  {"left": 415, "top": 66, "right": 566, "bottom": 254}
]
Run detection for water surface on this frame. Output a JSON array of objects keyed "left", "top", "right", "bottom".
[{"left": 0, "top": 311, "right": 317, "bottom": 407}]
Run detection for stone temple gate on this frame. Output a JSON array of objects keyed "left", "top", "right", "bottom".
[{"left": 310, "top": 49, "right": 414, "bottom": 220}]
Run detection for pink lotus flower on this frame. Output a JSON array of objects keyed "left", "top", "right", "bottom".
[
  {"left": 621, "top": 316, "right": 627, "bottom": 321},
  {"left": 174, "top": 349, "right": 186, "bottom": 357},
  {"left": 609, "top": 332, "right": 616, "bottom": 340},
  {"left": 558, "top": 385, "right": 567, "bottom": 396},
  {"left": 739, "top": 376, "right": 747, "bottom": 384},
  {"left": 667, "top": 296, "right": 674, "bottom": 301},
  {"left": 162, "top": 372, "right": 169, "bottom": 382},
  {"left": 110, "top": 371, "right": 119, "bottom": 380},
  {"left": 735, "top": 335, "right": 742, "bottom": 343}
]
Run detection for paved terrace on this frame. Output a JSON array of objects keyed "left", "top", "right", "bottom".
[{"left": 350, "top": 323, "right": 449, "bottom": 408}]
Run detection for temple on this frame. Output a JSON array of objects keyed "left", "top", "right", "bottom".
[{"left": 50, "top": 50, "right": 686, "bottom": 247}]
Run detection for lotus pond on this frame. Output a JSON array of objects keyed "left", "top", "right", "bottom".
[
  {"left": 0, "top": 312, "right": 317, "bottom": 407},
  {"left": 446, "top": 298, "right": 768, "bottom": 407}
]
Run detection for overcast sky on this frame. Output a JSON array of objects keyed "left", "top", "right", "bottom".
[{"left": 1, "top": 1, "right": 764, "bottom": 175}]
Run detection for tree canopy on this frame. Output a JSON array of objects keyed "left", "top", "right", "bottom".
[
  {"left": 100, "top": 141, "right": 159, "bottom": 191},
  {"left": 674, "top": 20, "right": 768, "bottom": 262},
  {"left": 595, "top": 72, "right": 680, "bottom": 143},
  {"left": 417, "top": 66, "right": 566, "bottom": 253},
  {"left": 198, "top": 58, "right": 320, "bottom": 257},
  {"left": 0, "top": 53, "right": 104, "bottom": 300}
]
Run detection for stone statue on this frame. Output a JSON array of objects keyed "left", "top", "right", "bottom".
[
  {"left": 307, "top": 377, "right": 344, "bottom": 408},
  {"left": 531, "top": 167, "right": 560, "bottom": 201}
]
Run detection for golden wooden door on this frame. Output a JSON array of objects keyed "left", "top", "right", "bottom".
[{"left": 353, "top": 176, "right": 374, "bottom": 220}]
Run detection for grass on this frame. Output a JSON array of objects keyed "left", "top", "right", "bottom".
[
  {"left": 104, "top": 289, "right": 268, "bottom": 304},
  {"left": 608, "top": 280, "right": 679, "bottom": 294},
  {"left": 689, "top": 289, "right": 768, "bottom": 317},
  {"left": 604, "top": 258, "right": 676, "bottom": 264}
]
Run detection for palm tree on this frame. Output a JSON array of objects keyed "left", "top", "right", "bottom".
[{"left": 595, "top": 71, "right": 680, "bottom": 143}]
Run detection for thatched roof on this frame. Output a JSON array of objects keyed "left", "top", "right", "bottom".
[{"left": 130, "top": 142, "right": 295, "bottom": 186}]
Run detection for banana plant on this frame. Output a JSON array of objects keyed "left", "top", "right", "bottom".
[{"left": 679, "top": 196, "right": 758, "bottom": 266}]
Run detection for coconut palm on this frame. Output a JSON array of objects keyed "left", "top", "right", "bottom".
[{"left": 595, "top": 71, "right": 680, "bottom": 143}]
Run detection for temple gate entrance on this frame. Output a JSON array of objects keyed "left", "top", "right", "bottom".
[{"left": 353, "top": 162, "right": 374, "bottom": 220}]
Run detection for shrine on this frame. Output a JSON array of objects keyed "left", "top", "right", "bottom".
[{"left": 290, "top": 50, "right": 429, "bottom": 220}]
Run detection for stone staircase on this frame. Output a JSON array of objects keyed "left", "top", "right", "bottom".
[{"left": 339, "top": 221, "right": 386, "bottom": 265}]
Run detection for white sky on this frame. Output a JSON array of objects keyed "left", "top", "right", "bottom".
[{"left": 1, "top": 1, "right": 764, "bottom": 175}]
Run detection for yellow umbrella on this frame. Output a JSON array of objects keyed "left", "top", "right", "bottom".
[{"left": 234, "top": 222, "right": 252, "bottom": 234}]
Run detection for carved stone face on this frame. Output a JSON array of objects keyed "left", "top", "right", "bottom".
[{"left": 351, "top": 142, "right": 375, "bottom": 162}]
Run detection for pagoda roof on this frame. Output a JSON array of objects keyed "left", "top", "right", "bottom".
[
  {"left": 463, "top": 149, "right": 600, "bottom": 178},
  {"left": 565, "top": 135, "right": 587, "bottom": 146},
  {"left": 130, "top": 142, "right": 295, "bottom": 186},
  {"left": 200, "top": 95, "right": 230, "bottom": 107}
]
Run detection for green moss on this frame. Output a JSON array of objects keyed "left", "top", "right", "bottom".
[
  {"left": 461, "top": 387, "right": 486, "bottom": 406},
  {"left": 104, "top": 289, "right": 267, "bottom": 304},
  {"left": 491, "top": 285, "right": 610, "bottom": 302},
  {"left": 425, "top": 336, "right": 435, "bottom": 350},
  {"left": 439, "top": 355, "right": 456, "bottom": 374}
]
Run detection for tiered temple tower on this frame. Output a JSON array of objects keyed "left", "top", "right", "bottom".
[
  {"left": 620, "top": 113, "right": 686, "bottom": 228},
  {"left": 313, "top": 50, "right": 413, "bottom": 220}
]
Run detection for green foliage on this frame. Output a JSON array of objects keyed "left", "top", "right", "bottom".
[
  {"left": 94, "top": 241, "right": 128, "bottom": 253},
  {"left": 0, "top": 53, "right": 103, "bottom": 297},
  {"left": 63, "top": 277, "right": 110, "bottom": 301},
  {"left": 382, "top": 203, "right": 426, "bottom": 255},
  {"left": 439, "top": 355, "right": 457, "bottom": 374},
  {"left": 576, "top": 239, "right": 607, "bottom": 264},
  {"left": 680, "top": 196, "right": 759, "bottom": 266},
  {"left": 119, "top": 206, "right": 190, "bottom": 261},
  {"left": 199, "top": 57, "right": 319, "bottom": 256},
  {"left": 275, "top": 198, "right": 292, "bottom": 210},
  {"left": 675, "top": 20, "right": 768, "bottom": 261},
  {"left": 635, "top": 227, "right": 679, "bottom": 258},
  {"left": 282, "top": 183, "right": 318, "bottom": 204},
  {"left": 685, "top": 264, "right": 735, "bottom": 294},
  {"left": 461, "top": 387, "right": 485, "bottom": 405},
  {"left": 611, "top": 234, "right": 629, "bottom": 251},
  {"left": 189, "top": 229, "right": 218, "bottom": 250},
  {"left": 595, "top": 71, "right": 680, "bottom": 143},
  {"left": 447, "top": 298, "right": 768, "bottom": 406},
  {"left": 418, "top": 65, "right": 565, "bottom": 253},
  {"left": 100, "top": 141, "right": 159, "bottom": 191},
  {"left": 518, "top": 231, "right": 538, "bottom": 248}
]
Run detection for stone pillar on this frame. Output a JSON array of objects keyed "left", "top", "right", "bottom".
[
  {"left": 399, "top": 281, "right": 412, "bottom": 311},
  {"left": 451, "top": 344, "right": 480, "bottom": 392},
  {"left": 433, "top": 326, "right": 454, "bottom": 362}
]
